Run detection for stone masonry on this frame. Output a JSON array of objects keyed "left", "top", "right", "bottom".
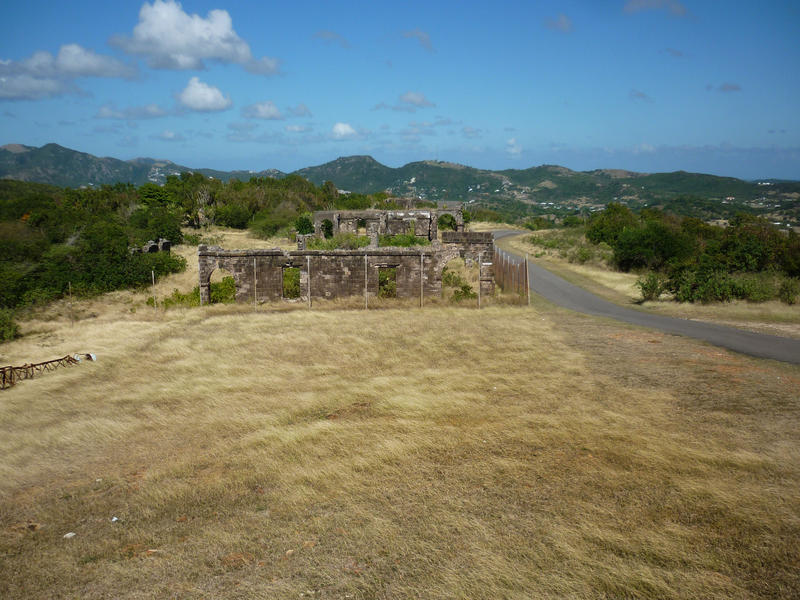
[{"left": 198, "top": 245, "right": 465, "bottom": 304}]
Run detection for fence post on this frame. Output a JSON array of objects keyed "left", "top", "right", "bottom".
[
  {"left": 364, "top": 252, "right": 368, "bottom": 310},
  {"left": 419, "top": 250, "right": 424, "bottom": 308},
  {"left": 151, "top": 270, "right": 156, "bottom": 311},
  {"left": 307, "top": 255, "right": 311, "bottom": 309},
  {"left": 477, "top": 252, "right": 482, "bottom": 309},
  {"left": 526, "top": 253, "right": 530, "bottom": 306},
  {"left": 253, "top": 257, "right": 257, "bottom": 310}
]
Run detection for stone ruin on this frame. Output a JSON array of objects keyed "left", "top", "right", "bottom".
[
  {"left": 131, "top": 238, "right": 171, "bottom": 254},
  {"left": 198, "top": 208, "right": 494, "bottom": 305}
]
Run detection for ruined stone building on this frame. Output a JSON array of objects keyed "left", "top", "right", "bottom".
[{"left": 198, "top": 208, "right": 494, "bottom": 305}]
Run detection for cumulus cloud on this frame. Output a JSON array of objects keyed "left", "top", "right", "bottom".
[
  {"left": 0, "top": 44, "right": 134, "bottom": 100},
  {"left": 506, "top": 138, "right": 522, "bottom": 157},
  {"left": 629, "top": 88, "right": 653, "bottom": 102},
  {"left": 287, "top": 103, "right": 312, "bottom": 117},
  {"left": 96, "top": 102, "right": 167, "bottom": 120},
  {"left": 546, "top": 14, "right": 573, "bottom": 33},
  {"left": 461, "top": 126, "right": 481, "bottom": 139},
  {"left": 111, "top": 0, "right": 279, "bottom": 74},
  {"left": 242, "top": 101, "right": 283, "bottom": 120},
  {"left": 314, "top": 30, "right": 350, "bottom": 48},
  {"left": 624, "top": 0, "right": 687, "bottom": 16},
  {"left": 718, "top": 82, "right": 742, "bottom": 93},
  {"left": 152, "top": 129, "right": 186, "bottom": 141},
  {"left": 177, "top": 77, "right": 232, "bottom": 111},
  {"left": 706, "top": 82, "right": 742, "bottom": 93},
  {"left": 228, "top": 121, "right": 257, "bottom": 132},
  {"left": 399, "top": 91, "right": 434, "bottom": 108},
  {"left": 374, "top": 92, "right": 435, "bottom": 113},
  {"left": 402, "top": 29, "right": 433, "bottom": 51},
  {"left": 332, "top": 122, "right": 357, "bottom": 139}
]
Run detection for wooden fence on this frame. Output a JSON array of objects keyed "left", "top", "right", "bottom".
[
  {"left": 1, "top": 354, "right": 95, "bottom": 390},
  {"left": 493, "top": 247, "right": 529, "bottom": 297}
]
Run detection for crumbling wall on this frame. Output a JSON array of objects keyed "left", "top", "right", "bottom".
[
  {"left": 441, "top": 231, "right": 494, "bottom": 263},
  {"left": 198, "top": 245, "right": 462, "bottom": 304},
  {"left": 312, "top": 207, "right": 464, "bottom": 241}
]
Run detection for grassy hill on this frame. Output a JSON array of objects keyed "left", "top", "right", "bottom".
[{"left": 1, "top": 255, "right": 799, "bottom": 597}]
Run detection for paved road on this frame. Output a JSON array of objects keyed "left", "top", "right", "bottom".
[{"left": 493, "top": 230, "right": 800, "bottom": 365}]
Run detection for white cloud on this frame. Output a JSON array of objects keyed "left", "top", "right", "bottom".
[
  {"left": 0, "top": 44, "right": 134, "bottom": 100},
  {"left": 506, "top": 138, "right": 522, "bottom": 156},
  {"left": 624, "top": 0, "right": 687, "bottom": 16},
  {"left": 402, "top": 29, "right": 433, "bottom": 51},
  {"left": 546, "top": 14, "right": 573, "bottom": 33},
  {"left": 462, "top": 126, "right": 481, "bottom": 139},
  {"left": 242, "top": 101, "right": 283, "bottom": 120},
  {"left": 96, "top": 102, "right": 167, "bottom": 120},
  {"left": 152, "top": 129, "right": 186, "bottom": 141},
  {"left": 400, "top": 91, "right": 434, "bottom": 107},
  {"left": 111, "top": 0, "right": 279, "bottom": 74},
  {"left": 287, "top": 103, "right": 312, "bottom": 117},
  {"left": 314, "top": 30, "right": 350, "bottom": 49},
  {"left": 285, "top": 124, "right": 311, "bottom": 133},
  {"left": 177, "top": 77, "right": 232, "bottom": 111},
  {"left": 332, "top": 122, "right": 357, "bottom": 139}
]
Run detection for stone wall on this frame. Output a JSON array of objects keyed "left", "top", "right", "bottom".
[
  {"left": 198, "top": 245, "right": 462, "bottom": 305},
  {"left": 312, "top": 207, "right": 465, "bottom": 242},
  {"left": 441, "top": 231, "right": 494, "bottom": 263}
]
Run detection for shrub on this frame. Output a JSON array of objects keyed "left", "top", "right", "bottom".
[
  {"left": 210, "top": 276, "right": 236, "bottom": 304},
  {"left": 441, "top": 267, "right": 476, "bottom": 302},
  {"left": 379, "top": 234, "right": 431, "bottom": 247},
  {"left": 568, "top": 247, "right": 592, "bottom": 264},
  {"left": 0, "top": 308, "right": 19, "bottom": 342},
  {"left": 321, "top": 219, "right": 334, "bottom": 239},
  {"left": 295, "top": 215, "right": 314, "bottom": 235},
  {"left": 214, "top": 203, "right": 251, "bottom": 229},
  {"left": 438, "top": 214, "right": 457, "bottom": 231},
  {"left": 779, "top": 278, "right": 800, "bottom": 305},
  {"left": 283, "top": 268, "right": 301, "bottom": 299},
  {"left": 635, "top": 272, "right": 665, "bottom": 302},
  {"left": 378, "top": 268, "right": 396, "bottom": 298}
]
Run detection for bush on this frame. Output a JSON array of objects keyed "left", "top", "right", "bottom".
[
  {"left": 568, "top": 247, "right": 592, "bottom": 264},
  {"left": 295, "top": 214, "right": 314, "bottom": 235},
  {"left": 438, "top": 214, "right": 457, "bottom": 231},
  {"left": 378, "top": 268, "right": 396, "bottom": 298},
  {"left": 442, "top": 267, "right": 476, "bottom": 302},
  {"left": 779, "top": 278, "right": 800, "bottom": 305},
  {"left": 635, "top": 272, "right": 665, "bottom": 302},
  {"left": 214, "top": 203, "right": 251, "bottom": 229},
  {"left": 283, "top": 268, "right": 301, "bottom": 299},
  {"left": 0, "top": 308, "right": 19, "bottom": 342}
]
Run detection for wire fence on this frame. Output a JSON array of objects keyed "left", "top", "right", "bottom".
[
  {"left": 493, "top": 247, "right": 529, "bottom": 297},
  {"left": 1, "top": 354, "right": 95, "bottom": 390}
]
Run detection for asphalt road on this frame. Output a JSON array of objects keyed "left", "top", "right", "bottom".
[{"left": 493, "top": 231, "right": 800, "bottom": 365}]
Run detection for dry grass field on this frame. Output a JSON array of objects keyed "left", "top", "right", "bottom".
[
  {"left": 501, "top": 232, "right": 800, "bottom": 339},
  {"left": 1, "top": 230, "right": 799, "bottom": 598}
]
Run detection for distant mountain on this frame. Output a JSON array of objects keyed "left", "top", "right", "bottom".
[
  {"left": 2, "top": 144, "right": 798, "bottom": 215},
  {"left": 295, "top": 155, "right": 396, "bottom": 191},
  {"left": 0, "top": 144, "right": 285, "bottom": 187}
]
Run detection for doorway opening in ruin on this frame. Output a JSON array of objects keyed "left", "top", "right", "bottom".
[
  {"left": 438, "top": 213, "right": 457, "bottom": 231},
  {"left": 208, "top": 268, "right": 236, "bottom": 304},
  {"left": 441, "top": 257, "right": 477, "bottom": 303},
  {"left": 357, "top": 218, "right": 367, "bottom": 235},
  {"left": 321, "top": 219, "right": 334, "bottom": 239},
  {"left": 282, "top": 267, "right": 301, "bottom": 299},
  {"left": 378, "top": 267, "right": 397, "bottom": 298}
]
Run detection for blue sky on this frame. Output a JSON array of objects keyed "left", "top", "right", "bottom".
[{"left": 1, "top": 0, "right": 799, "bottom": 179}]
